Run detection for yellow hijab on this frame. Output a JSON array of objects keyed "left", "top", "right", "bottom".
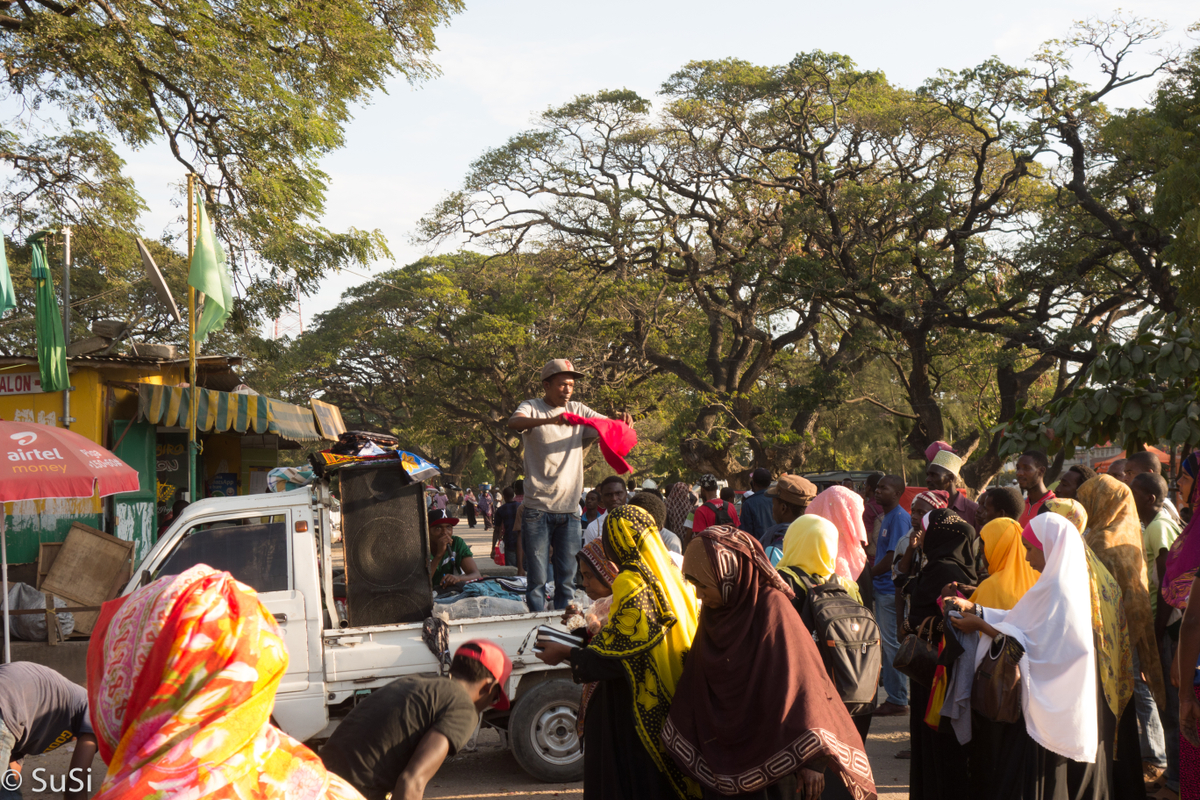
[
  {"left": 776, "top": 515, "right": 863, "bottom": 604},
  {"left": 970, "top": 519, "right": 1039, "bottom": 610},
  {"left": 592, "top": 505, "right": 700, "bottom": 799}
]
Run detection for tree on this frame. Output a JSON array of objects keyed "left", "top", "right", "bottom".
[
  {"left": 1, "top": 0, "right": 462, "bottom": 318},
  {"left": 260, "top": 252, "right": 679, "bottom": 486}
]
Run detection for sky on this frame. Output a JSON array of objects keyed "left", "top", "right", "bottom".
[{"left": 114, "top": 0, "right": 1198, "bottom": 330}]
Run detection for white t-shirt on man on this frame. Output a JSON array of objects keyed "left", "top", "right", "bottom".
[{"left": 512, "top": 398, "right": 601, "bottom": 514}]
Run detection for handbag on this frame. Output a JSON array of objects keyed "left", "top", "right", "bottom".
[
  {"left": 893, "top": 616, "right": 939, "bottom": 688},
  {"left": 972, "top": 633, "right": 1024, "bottom": 723}
]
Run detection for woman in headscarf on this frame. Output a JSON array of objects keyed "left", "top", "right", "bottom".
[
  {"left": 1164, "top": 452, "right": 1200, "bottom": 611},
  {"left": 665, "top": 482, "right": 698, "bottom": 541},
  {"left": 1077, "top": 476, "right": 1166, "bottom": 707},
  {"left": 1043, "top": 498, "right": 1141, "bottom": 799},
  {"left": 566, "top": 539, "right": 621, "bottom": 741},
  {"left": 536, "top": 505, "right": 700, "bottom": 800},
  {"left": 775, "top": 514, "right": 871, "bottom": 745},
  {"left": 805, "top": 486, "right": 869, "bottom": 583},
  {"left": 776, "top": 516, "right": 864, "bottom": 605},
  {"left": 86, "top": 564, "right": 364, "bottom": 800},
  {"left": 902, "top": 508, "right": 978, "bottom": 800},
  {"left": 969, "top": 518, "right": 1040, "bottom": 611},
  {"left": 1045, "top": 498, "right": 1134, "bottom": 716},
  {"left": 665, "top": 526, "right": 876, "bottom": 800},
  {"left": 946, "top": 514, "right": 1110, "bottom": 799}
]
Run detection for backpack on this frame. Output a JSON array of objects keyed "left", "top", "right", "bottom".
[
  {"left": 793, "top": 571, "right": 882, "bottom": 717},
  {"left": 708, "top": 500, "right": 733, "bottom": 527}
]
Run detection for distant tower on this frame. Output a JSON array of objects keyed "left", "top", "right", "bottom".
[{"left": 270, "top": 279, "right": 304, "bottom": 340}]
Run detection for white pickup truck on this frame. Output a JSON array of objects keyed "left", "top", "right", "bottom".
[{"left": 121, "top": 479, "right": 583, "bottom": 782}]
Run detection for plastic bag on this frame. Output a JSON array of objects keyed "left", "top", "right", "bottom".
[
  {"left": 432, "top": 596, "right": 530, "bottom": 621},
  {"left": 6, "top": 582, "right": 75, "bottom": 641}
]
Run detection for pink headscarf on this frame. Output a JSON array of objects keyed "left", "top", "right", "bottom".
[{"left": 805, "top": 486, "right": 868, "bottom": 582}]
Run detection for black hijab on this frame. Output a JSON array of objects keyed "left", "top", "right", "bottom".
[{"left": 907, "top": 508, "right": 978, "bottom": 628}]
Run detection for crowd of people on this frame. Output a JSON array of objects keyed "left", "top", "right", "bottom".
[{"left": 6, "top": 356, "right": 1200, "bottom": 800}]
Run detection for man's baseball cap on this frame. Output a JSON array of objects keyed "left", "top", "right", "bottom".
[
  {"left": 541, "top": 358, "right": 585, "bottom": 382},
  {"left": 697, "top": 473, "right": 719, "bottom": 490},
  {"left": 456, "top": 639, "right": 513, "bottom": 710},
  {"left": 766, "top": 473, "right": 818, "bottom": 507},
  {"left": 428, "top": 508, "right": 461, "bottom": 528}
]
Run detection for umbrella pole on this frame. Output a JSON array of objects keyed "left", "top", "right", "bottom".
[
  {"left": 2, "top": 513, "right": 9, "bottom": 664},
  {"left": 187, "top": 174, "right": 198, "bottom": 502}
]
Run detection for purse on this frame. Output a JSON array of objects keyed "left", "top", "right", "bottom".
[
  {"left": 893, "top": 616, "right": 939, "bottom": 688},
  {"left": 972, "top": 633, "right": 1024, "bottom": 723}
]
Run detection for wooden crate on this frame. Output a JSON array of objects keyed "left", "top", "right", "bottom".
[
  {"left": 36, "top": 542, "right": 63, "bottom": 590},
  {"left": 40, "top": 523, "right": 134, "bottom": 635}
]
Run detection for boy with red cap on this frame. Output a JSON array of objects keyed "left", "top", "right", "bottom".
[{"left": 320, "top": 640, "right": 512, "bottom": 800}]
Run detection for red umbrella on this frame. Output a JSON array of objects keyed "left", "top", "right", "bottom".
[{"left": 1, "top": 420, "right": 140, "bottom": 661}]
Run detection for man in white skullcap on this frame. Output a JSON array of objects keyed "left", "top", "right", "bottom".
[{"left": 924, "top": 448, "right": 979, "bottom": 523}]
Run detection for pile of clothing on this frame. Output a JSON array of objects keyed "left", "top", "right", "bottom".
[{"left": 309, "top": 431, "right": 441, "bottom": 480}]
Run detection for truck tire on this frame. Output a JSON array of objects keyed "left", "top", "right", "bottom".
[{"left": 509, "top": 679, "right": 584, "bottom": 782}]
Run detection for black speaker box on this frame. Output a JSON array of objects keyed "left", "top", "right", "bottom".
[{"left": 338, "top": 463, "right": 433, "bottom": 627}]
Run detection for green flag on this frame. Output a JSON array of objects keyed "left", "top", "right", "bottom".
[
  {"left": 29, "top": 232, "right": 68, "bottom": 392},
  {"left": 0, "top": 233, "right": 14, "bottom": 317},
  {"left": 188, "top": 193, "right": 232, "bottom": 342}
]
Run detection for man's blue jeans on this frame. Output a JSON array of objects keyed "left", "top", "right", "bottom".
[
  {"left": 875, "top": 592, "right": 909, "bottom": 707},
  {"left": 522, "top": 508, "right": 581, "bottom": 611},
  {"left": 1133, "top": 646, "right": 1167, "bottom": 768}
]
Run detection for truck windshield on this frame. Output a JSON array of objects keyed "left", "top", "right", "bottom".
[{"left": 158, "top": 519, "right": 289, "bottom": 593}]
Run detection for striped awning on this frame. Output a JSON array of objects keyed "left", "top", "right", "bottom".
[
  {"left": 268, "top": 400, "right": 322, "bottom": 442},
  {"left": 139, "top": 385, "right": 269, "bottom": 434},
  {"left": 138, "top": 385, "right": 328, "bottom": 442}
]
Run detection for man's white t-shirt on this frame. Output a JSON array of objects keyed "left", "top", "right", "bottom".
[
  {"left": 583, "top": 510, "right": 607, "bottom": 547},
  {"left": 512, "top": 398, "right": 601, "bottom": 514}
]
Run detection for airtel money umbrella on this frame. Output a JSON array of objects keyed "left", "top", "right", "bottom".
[{"left": 0, "top": 420, "right": 140, "bottom": 662}]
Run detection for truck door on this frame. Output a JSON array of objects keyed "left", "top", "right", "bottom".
[{"left": 153, "top": 511, "right": 310, "bottom": 692}]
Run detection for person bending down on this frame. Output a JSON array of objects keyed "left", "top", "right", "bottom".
[{"left": 321, "top": 641, "right": 512, "bottom": 800}]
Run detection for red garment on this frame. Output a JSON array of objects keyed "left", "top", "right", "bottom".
[
  {"left": 691, "top": 499, "right": 740, "bottom": 532},
  {"left": 1018, "top": 489, "right": 1056, "bottom": 529},
  {"left": 560, "top": 412, "right": 637, "bottom": 474}
]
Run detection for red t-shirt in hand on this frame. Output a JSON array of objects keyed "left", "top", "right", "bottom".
[
  {"left": 691, "top": 500, "right": 740, "bottom": 533},
  {"left": 1018, "top": 490, "right": 1056, "bottom": 529}
]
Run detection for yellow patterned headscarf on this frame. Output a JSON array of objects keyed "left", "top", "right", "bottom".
[
  {"left": 1045, "top": 497, "right": 1087, "bottom": 534},
  {"left": 970, "top": 519, "right": 1039, "bottom": 610},
  {"left": 594, "top": 505, "right": 700, "bottom": 799}
]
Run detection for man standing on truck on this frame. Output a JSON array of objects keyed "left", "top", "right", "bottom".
[
  {"left": 320, "top": 640, "right": 512, "bottom": 800},
  {"left": 508, "top": 359, "right": 632, "bottom": 611}
]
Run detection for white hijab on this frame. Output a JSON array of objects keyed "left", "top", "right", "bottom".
[{"left": 974, "top": 513, "right": 1097, "bottom": 763}]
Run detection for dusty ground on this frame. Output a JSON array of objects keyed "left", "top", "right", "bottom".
[{"left": 18, "top": 714, "right": 910, "bottom": 800}]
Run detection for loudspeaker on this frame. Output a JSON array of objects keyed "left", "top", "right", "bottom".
[{"left": 338, "top": 463, "right": 433, "bottom": 627}]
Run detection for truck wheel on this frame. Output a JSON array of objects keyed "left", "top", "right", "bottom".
[{"left": 509, "top": 679, "right": 583, "bottom": 782}]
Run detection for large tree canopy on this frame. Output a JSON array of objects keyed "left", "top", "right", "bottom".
[
  {"left": 0, "top": 0, "right": 462, "bottom": 318},
  {"left": 422, "top": 18, "right": 1185, "bottom": 489}
]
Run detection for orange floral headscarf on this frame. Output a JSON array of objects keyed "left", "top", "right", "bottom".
[{"left": 87, "top": 565, "right": 364, "bottom": 800}]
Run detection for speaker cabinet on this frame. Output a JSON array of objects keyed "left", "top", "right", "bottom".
[{"left": 338, "top": 464, "right": 432, "bottom": 627}]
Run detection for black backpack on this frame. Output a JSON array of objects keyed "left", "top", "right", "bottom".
[
  {"left": 792, "top": 571, "right": 882, "bottom": 717},
  {"left": 708, "top": 500, "right": 733, "bottom": 526}
]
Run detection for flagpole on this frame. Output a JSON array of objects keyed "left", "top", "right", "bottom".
[{"left": 187, "top": 174, "right": 198, "bottom": 502}]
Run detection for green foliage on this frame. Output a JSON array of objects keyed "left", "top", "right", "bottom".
[
  {"left": 999, "top": 312, "right": 1200, "bottom": 459},
  {"left": 1, "top": 0, "right": 461, "bottom": 318}
]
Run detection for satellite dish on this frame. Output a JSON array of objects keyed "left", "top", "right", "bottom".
[{"left": 137, "top": 237, "right": 182, "bottom": 323}]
